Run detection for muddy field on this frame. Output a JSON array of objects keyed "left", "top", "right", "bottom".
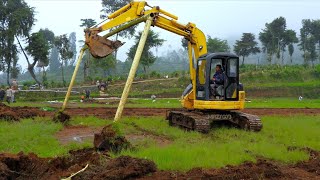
[
  {"left": 0, "top": 146, "right": 319, "bottom": 179},
  {"left": 0, "top": 103, "right": 44, "bottom": 121},
  {"left": 44, "top": 107, "right": 320, "bottom": 119}
]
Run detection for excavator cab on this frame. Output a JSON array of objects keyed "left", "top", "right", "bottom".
[
  {"left": 196, "top": 53, "right": 240, "bottom": 101},
  {"left": 170, "top": 52, "right": 262, "bottom": 133}
]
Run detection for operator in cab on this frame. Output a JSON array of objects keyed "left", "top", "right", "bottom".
[
  {"left": 212, "top": 64, "right": 224, "bottom": 84},
  {"left": 210, "top": 64, "right": 224, "bottom": 98}
]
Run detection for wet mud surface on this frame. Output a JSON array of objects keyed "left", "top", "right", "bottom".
[{"left": 0, "top": 103, "right": 44, "bottom": 121}]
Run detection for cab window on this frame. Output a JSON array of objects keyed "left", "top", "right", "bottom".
[{"left": 197, "top": 60, "right": 206, "bottom": 85}]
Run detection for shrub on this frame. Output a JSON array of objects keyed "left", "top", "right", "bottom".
[
  {"left": 150, "top": 71, "right": 161, "bottom": 78},
  {"left": 22, "top": 80, "right": 36, "bottom": 87}
]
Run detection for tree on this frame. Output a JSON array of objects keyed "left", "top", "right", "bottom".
[
  {"left": 206, "top": 36, "right": 230, "bottom": 52},
  {"left": 259, "top": 17, "right": 285, "bottom": 64},
  {"left": 259, "top": 17, "right": 297, "bottom": 65},
  {"left": 310, "top": 20, "right": 320, "bottom": 62},
  {"left": 288, "top": 44, "right": 294, "bottom": 64},
  {"left": 259, "top": 28, "right": 275, "bottom": 63},
  {"left": 80, "top": 19, "right": 97, "bottom": 80},
  {"left": 127, "top": 30, "right": 164, "bottom": 73},
  {"left": 92, "top": 55, "right": 116, "bottom": 77},
  {"left": 233, "top": 33, "right": 260, "bottom": 65},
  {"left": 39, "top": 28, "right": 55, "bottom": 44},
  {"left": 68, "top": 32, "right": 77, "bottom": 66},
  {"left": 283, "top": 30, "right": 298, "bottom": 64},
  {"left": 0, "top": 0, "right": 35, "bottom": 85},
  {"left": 80, "top": 19, "right": 97, "bottom": 29},
  {"left": 25, "top": 31, "right": 50, "bottom": 85},
  {"left": 49, "top": 47, "right": 60, "bottom": 71},
  {"left": 299, "top": 19, "right": 318, "bottom": 66},
  {"left": 54, "top": 34, "right": 74, "bottom": 87}
]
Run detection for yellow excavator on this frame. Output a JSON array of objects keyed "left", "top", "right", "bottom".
[{"left": 84, "top": 1, "right": 262, "bottom": 133}]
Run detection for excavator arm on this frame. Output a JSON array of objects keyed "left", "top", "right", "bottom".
[{"left": 85, "top": 1, "right": 207, "bottom": 92}]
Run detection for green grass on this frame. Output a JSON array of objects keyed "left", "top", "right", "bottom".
[
  {"left": 125, "top": 98, "right": 181, "bottom": 108},
  {"left": 112, "top": 115, "right": 320, "bottom": 171},
  {"left": 0, "top": 117, "right": 92, "bottom": 157},
  {"left": 245, "top": 80, "right": 320, "bottom": 88},
  {"left": 0, "top": 114, "right": 319, "bottom": 170},
  {"left": 245, "top": 98, "right": 320, "bottom": 108}
]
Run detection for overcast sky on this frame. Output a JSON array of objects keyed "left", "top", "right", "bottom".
[{"left": 20, "top": 0, "right": 320, "bottom": 70}]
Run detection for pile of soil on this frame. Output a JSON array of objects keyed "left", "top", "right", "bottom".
[
  {"left": 295, "top": 148, "right": 320, "bottom": 176},
  {"left": 94, "top": 124, "right": 131, "bottom": 153},
  {"left": 0, "top": 103, "right": 44, "bottom": 121},
  {"left": 53, "top": 111, "right": 71, "bottom": 123},
  {"left": 145, "top": 156, "right": 320, "bottom": 179},
  {"left": 0, "top": 148, "right": 319, "bottom": 179},
  {"left": 0, "top": 150, "right": 156, "bottom": 180}
]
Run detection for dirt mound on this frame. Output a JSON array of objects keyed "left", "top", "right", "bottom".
[
  {"left": 94, "top": 124, "right": 131, "bottom": 152},
  {"left": 0, "top": 152, "right": 54, "bottom": 179},
  {"left": 53, "top": 111, "right": 71, "bottom": 123},
  {"left": 0, "top": 150, "right": 155, "bottom": 180},
  {"left": 74, "top": 156, "right": 157, "bottom": 180},
  {"left": 0, "top": 149, "right": 107, "bottom": 179},
  {"left": 0, "top": 103, "right": 44, "bottom": 121},
  {"left": 295, "top": 148, "right": 320, "bottom": 175},
  {"left": 188, "top": 159, "right": 282, "bottom": 179},
  {"left": 143, "top": 159, "right": 282, "bottom": 179}
]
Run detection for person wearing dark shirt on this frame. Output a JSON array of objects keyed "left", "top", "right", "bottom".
[
  {"left": 85, "top": 89, "right": 91, "bottom": 99},
  {"left": 0, "top": 88, "right": 5, "bottom": 102},
  {"left": 210, "top": 64, "right": 224, "bottom": 97},
  {"left": 212, "top": 64, "right": 224, "bottom": 85}
]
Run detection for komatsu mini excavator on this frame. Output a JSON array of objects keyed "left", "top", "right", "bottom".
[{"left": 84, "top": 1, "right": 262, "bottom": 133}]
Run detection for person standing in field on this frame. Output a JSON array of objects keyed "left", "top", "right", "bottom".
[
  {"left": 85, "top": 89, "right": 91, "bottom": 99},
  {"left": 11, "top": 86, "right": 16, "bottom": 103},
  {"left": 0, "top": 87, "right": 5, "bottom": 102},
  {"left": 96, "top": 80, "right": 100, "bottom": 91},
  {"left": 12, "top": 79, "right": 18, "bottom": 90},
  {"left": 6, "top": 87, "right": 12, "bottom": 104}
]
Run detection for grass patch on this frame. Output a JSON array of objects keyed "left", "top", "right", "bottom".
[
  {"left": 0, "top": 117, "right": 96, "bottom": 157},
  {"left": 0, "top": 113, "right": 319, "bottom": 170},
  {"left": 113, "top": 115, "right": 320, "bottom": 171},
  {"left": 245, "top": 98, "right": 320, "bottom": 108},
  {"left": 0, "top": 118, "right": 65, "bottom": 157}
]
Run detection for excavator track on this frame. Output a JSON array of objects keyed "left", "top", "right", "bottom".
[
  {"left": 167, "top": 111, "right": 211, "bottom": 133},
  {"left": 234, "top": 112, "right": 263, "bottom": 132},
  {"left": 166, "top": 110, "right": 262, "bottom": 133}
]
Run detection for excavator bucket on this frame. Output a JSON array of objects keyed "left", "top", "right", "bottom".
[{"left": 85, "top": 29, "right": 124, "bottom": 58}]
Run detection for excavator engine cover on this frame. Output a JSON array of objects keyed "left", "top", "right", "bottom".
[{"left": 85, "top": 30, "right": 124, "bottom": 58}]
